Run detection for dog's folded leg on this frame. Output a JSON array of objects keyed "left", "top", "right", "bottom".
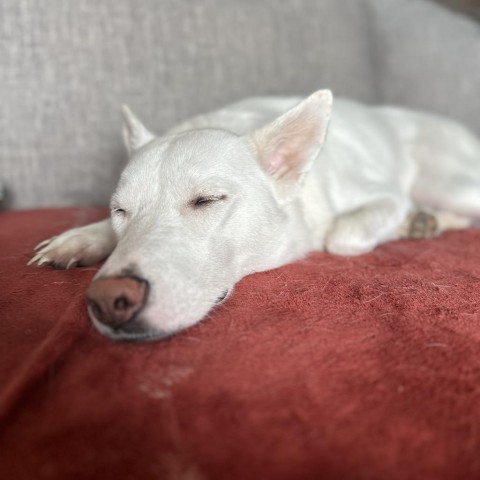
[
  {"left": 325, "top": 198, "right": 406, "bottom": 256},
  {"left": 28, "top": 219, "right": 116, "bottom": 269}
]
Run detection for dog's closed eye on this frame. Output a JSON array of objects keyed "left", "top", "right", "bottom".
[
  {"left": 112, "top": 207, "right": 127, "bottom": 217},
  {"left": 190, "top": 195, "right": 227, "bottom": 209}
]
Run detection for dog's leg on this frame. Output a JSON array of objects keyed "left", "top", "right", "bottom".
[
  {"left": 28, "top": 219, "right": 116, "bottom": 269},
  {"left": 325, "top": 198, "right": 406, "bottom": 256},
  {"left": 435, "top": 211, "right": 473, "bottom": 232}
]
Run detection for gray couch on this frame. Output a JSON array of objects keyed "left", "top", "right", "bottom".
[{"left": 1, "top": 0, "right": 479, "bottom": 210}]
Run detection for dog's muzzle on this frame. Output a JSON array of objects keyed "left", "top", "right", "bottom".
[{"left": 86, "top": 275, "right": 149, "bottom": 334}]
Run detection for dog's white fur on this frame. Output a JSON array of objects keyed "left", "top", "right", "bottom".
[{"left": 30, "top": 90, "right": 480, "bottom": 340}]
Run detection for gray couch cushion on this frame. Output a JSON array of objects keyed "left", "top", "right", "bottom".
[{"left": 0, "top": 0, "right": 479, "bottom": 209}]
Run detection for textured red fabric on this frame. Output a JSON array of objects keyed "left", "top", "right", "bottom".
[{"left": 0, "top": 207, "right": 480, "bottom": 480}]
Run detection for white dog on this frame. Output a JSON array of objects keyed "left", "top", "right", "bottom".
[{"left": 29, "top": 90, "right": 480, "bottom": 341}]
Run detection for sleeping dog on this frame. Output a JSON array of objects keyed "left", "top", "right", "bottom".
[{"left": 29, "top": 90, "right": 480, "bottom": 340}]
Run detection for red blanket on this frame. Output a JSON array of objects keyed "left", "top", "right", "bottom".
[{"left": 1, "top": 208, "right": 479, "bottom": 480}]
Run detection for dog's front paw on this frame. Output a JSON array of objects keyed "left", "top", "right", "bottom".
[
  {"left": 29, "top": 231, "right": 101, "bottom": 269},
  {"left": 28, "top": 221, "right": 115, "bottom": 269}
]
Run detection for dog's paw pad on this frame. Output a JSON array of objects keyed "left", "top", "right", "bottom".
[{"left": 401, "top": 211, "right": 438, "bottom": 240}]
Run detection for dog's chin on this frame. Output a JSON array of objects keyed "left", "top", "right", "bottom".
[
  {"left": 88, "top": 287, "right": 232, "bottom": 342},
  {"left": 88, "top": 305, "right": 212, "bottom": 343},
  {"left": 88, "top": 305, "right": 173, "bottom": 342},
  {"left": 108, "top": 330, "right": 174, "bottom": 343}
]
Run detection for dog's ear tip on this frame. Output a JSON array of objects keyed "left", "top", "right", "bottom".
[
  {"left": 310, "top": 89, "right": 333, "bottom": 106},
  {"left": 120, "top": 105, "right": 155, "bottom": 154},
  {"left": 121, "top": 104, "right": 134, "bottom": 120}
]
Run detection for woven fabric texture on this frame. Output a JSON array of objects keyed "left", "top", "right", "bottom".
[{"left": 1, "top": 207, "right": 480, "bottom": 479}]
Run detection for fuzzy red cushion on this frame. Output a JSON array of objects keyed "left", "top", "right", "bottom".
[{"left": 1, "top": 208, "right": 480, "bottom": 480}]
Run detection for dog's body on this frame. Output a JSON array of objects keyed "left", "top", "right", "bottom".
[{"left": 30, "top": 91, "right": 480, "bottom": 340}]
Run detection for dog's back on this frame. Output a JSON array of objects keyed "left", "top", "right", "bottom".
[{"left": 170, "top": 96, "right": 480, "bottom": 222}]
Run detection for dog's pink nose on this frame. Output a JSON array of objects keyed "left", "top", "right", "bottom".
[{"left": 86, "top": 276, "right": 148, "bottom": 328}]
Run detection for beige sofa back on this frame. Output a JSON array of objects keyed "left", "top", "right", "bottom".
[{"left": 1, "top": 0, "right": 479, "bottom": 209}]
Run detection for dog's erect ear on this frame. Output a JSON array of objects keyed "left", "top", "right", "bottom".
[
  {"left": 249, "top": 90, "right": 332, "bottom": 201},
  {"left": 121, "top": 105, "right": 156, "bottom": 157}
]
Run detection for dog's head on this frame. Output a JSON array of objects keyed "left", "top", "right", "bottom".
[{"left": 87, "top": 90, "right": 332, "bottom": 340}]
